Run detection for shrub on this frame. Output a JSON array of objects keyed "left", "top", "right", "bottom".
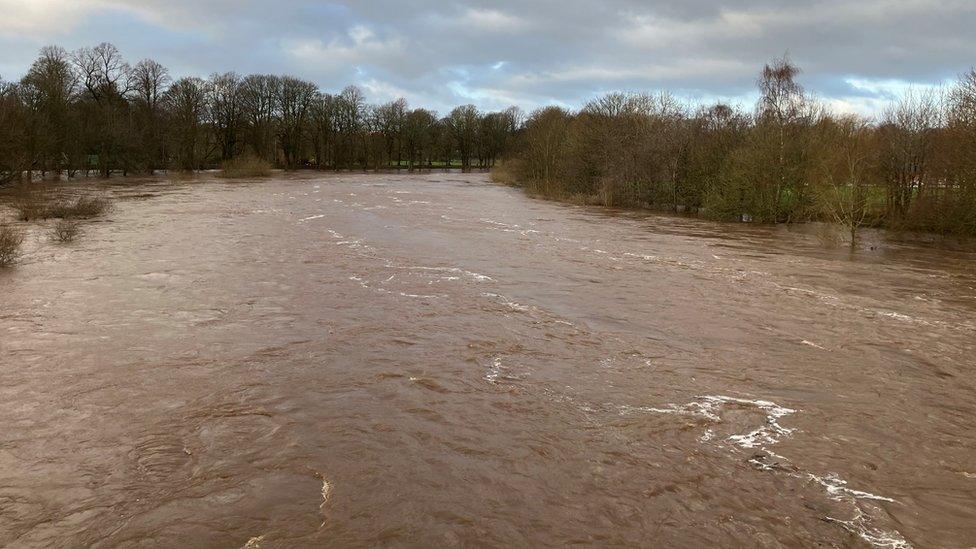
[
  {"left": 11, "top": 193, "right": 111, "bottom": 220},
  {"left": 0, "top": 225, "right": 24, "bottom": 267},
  {"left": 51, "top": 219, "right": 81, "bottom": 243},
  {"left": 58, "top": 196, "right": 111, "bottom": 219},
  {"left": 11, "top": 191, "right": 49, "bottom": 221},
  {"left": 218, "top": 156, "right": 273, "bottom": 179}
]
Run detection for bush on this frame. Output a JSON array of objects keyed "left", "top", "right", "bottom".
[
  {"left": 218, "top": 156, "right": 273, "bottom": 179},
  {"left": 0, "top": 225, "right": 24, "bottom": 267},
  {"left": 55, "top": 197, "right": 111, "bottom": 219},
  {"left": 11, "top": 193, "right": 111, "bottom": 221},
  {"left": 11, "top": 191, "right": 49, "bottom": 221},
  {"left": 51, "top": 219, "right": 81, "bottom": 243}
]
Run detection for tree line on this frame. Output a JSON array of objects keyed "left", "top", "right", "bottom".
[
  {"left": 503, "top": 57, "right": 976, "bottom": 238},
  {"left": 0, "top": 43, "right": 523, "bottom": 181},
  {"left": 3, "top": 45, "right": 975, "bottom": 239}
]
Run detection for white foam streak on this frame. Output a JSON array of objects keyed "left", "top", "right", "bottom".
[
  {"left": 622, "top": 394, "right": 906, "bottom": 548},
  {"left": 826, "top": 508, "right": 912, "bottom": 549},
  {"left": 320, "top": 478, "right": 332, "bottom": 508},
  {"left": 811, "top": 474, "right": 896, "bottom": 502}
]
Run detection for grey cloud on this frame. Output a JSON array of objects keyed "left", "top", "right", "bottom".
[{"left": 1, "top": 0, "right": 973, "bottom": 114}]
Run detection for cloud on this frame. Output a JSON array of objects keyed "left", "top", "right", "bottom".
[
  {"left": 282, "top": 25, "right": 407, "bottom": 73},
  {"left": 460, "top": 8, "right": 528, "bottom": 33},
  {"left": 0, "top": 0, "right": 107, "bottom": 35},
  {"left": 0, "top": 0, "right": 974, "bottom": 115}
]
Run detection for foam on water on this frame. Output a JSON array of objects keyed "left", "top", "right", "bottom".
[
  {"left": 618, "top": 395, "right": 910, "bottom": 548},
  {"left": 811, "top": 473, "right": 896, "bottom": 502},
  {"left": 242, "top": 535, "right": 264, "bottom": 548},
  {"left": 484, "top": 356, "right": 527, "bottom": 385},
  {"left": 826, "top": 508, "right": 912, "bottom": 549},
  {"left": 481, "top": 292, "right": 530, "bottom": 312},
  {"left": 407, "top": 266, "right": 493, "bottom": 282},
  {"left": 485, "top": 357, "right": 504, "bottom": 384},
  {"left": 320, "top": 478, "right": 332, "bottom": 508}
]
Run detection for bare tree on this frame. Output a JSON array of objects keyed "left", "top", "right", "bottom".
[
  {"left": 0, "top": 76, "right": 28, "bottom": 183},
  {"left": 877, "top": 90, "right": 941, "bottom": 219},
  {"left": 375, "top": 98, "right": 407, "bottom": 167},
  {"left": 240, "top": 74, "right": 281, "bottom": 162},
  {"left": 207, "top": 72, "right": 243, "bottom": 161},
  {"left": 164, "top": 77, "right": 208, "bottom": 170},
  {"left": 447, "top": 105, "right": 479, "bottom": 171},
  {"left": 72, "top": 43, "right": 133, "bottom": 176},
  {"left": 130, "top": 59, "right": 170, "bottom": 172},
  {"left": 403, "top": 108, "right": 437, "bottom": 169},
  {"left": 73, "top": 42, "right": 131, "bottom": 103},
  {"left": 20, "top": 46, "right": 79, "bottom": 177},
  {"left": 817, "top": 115, "right": 877, "bottom": 247},
  {"left": 277, "top": 77, "right": 318, "bottom": 168}
]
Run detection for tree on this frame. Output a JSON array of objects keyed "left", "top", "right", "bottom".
[
  {"left": 447, "top": 104, "right": 479, "bottom": 171},
  {"left": 240, "top": 74, "right": 281, "bottom": 163},
  {"left": 751, "top": 55, "right": 816, "bottom": 221},
  {"left": 0, "top": 76, "right": 28, "bottom": 183},
  {"left": 130, "top": 59, "right": 170, "bottom": 172},
  {"left": 877, "top": 90, "right": 940, "bottom": 220},
  {"left": 72, "top": 43, "right": 133, "bottom": 176},
  {"left": 375, "top": 98, "right": 407, "bottom": 167},
  {"left": 207, "top": 72, "right": 244, "bottom": 161},
  {"left": 335, "top": 86, "right": 367, "bottom": 168},
  {"left": 817, "top": 115, "right": 877, "bottom": 247},
  {"left": 517, "top": 106, "right": 571, "bottom": 192},
  {"left": 403, "top": 108, "right": 437, "bottom": 169},
  {"left": 21, "top": 46, "right": 79, "bottom": 176},
  {"left": 277, "top": 77, "right": 318, "bottom": 168},
  {"left": 165, "top": 77, "right": 208, "bottom": 170}
]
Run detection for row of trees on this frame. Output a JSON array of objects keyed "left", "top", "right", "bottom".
[
  {"left": 0, "top": 43, "right": 523, "bottom": 182},
  {"left": 506, "top": 57, "right": 976, "bottom": 238},
  {"left": 3, "top": 45, "right": 974, "bottom": 238}
]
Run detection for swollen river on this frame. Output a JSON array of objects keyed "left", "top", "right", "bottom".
[{"left": 1, "top": 172, "right": 974, "bottom": 547}]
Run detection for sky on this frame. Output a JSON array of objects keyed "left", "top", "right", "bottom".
[{"left": 0, "top": 0, "right": 973, "bottom": 116}]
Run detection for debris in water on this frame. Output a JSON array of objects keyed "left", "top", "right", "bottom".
[{"left": 242, "top": 535, "right": 264, "bottom": 548}]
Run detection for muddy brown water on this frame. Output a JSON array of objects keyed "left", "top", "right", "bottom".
[{"left": 1, "top": 172, "right": 974, "bottom": 548}]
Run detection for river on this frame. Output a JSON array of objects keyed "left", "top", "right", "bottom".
[{"left": 1, "top": 172, "right": 974, "bottom": 547}]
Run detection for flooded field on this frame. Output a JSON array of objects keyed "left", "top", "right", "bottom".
[{"left": 1, "top": 172, "right": 974, "bottom": 547}]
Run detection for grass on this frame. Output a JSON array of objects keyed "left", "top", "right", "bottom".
[
  {"left": 218, "top": 156, "right": 273, "bottom": 179},
  {"left": 0, "top": 224, "right": 24, "bottom": 267}
]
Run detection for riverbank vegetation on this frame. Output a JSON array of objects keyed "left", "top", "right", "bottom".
[
  {"left": 0, "top": 224, "right": 23, "bottom": 266},
  {"left": 218, "top": 156, "right": 273, "bottom": 179},
  {"left": 0, "top": 187, "right": 112, "bottom": 265},
  {"left": 51, "top": 219, "right": 80, "bottom": 243},
  {"left": 11, "top": 192, "right": 110, "bottom": 221},
  {"left": 0, "top": 43, "right": 520, "bottom": 182},
  {"left": 2, "top": 43, "right": 975, "bottom": 240},
  {"left": 502, "top": 57, "right": 976, "bottom": 239}
]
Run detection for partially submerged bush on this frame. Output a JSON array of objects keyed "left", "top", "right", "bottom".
[
  {"left": 11, "top": 191, "right": 49, "bottom": 221},
  {"left": 218, "top": 156, "right": 273, "bottom": 179},
  {"left": 11, "top": 193, "right": 111, "bottom": 220},
  {"left": 0, "top": 225, "right": 24, "bottom": 266},
  {"left": 53, "top": 196, "right": 111, "bottom": 219},
  {"left": 51, "top": 219, "right": 81, "bottom": 243}
]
